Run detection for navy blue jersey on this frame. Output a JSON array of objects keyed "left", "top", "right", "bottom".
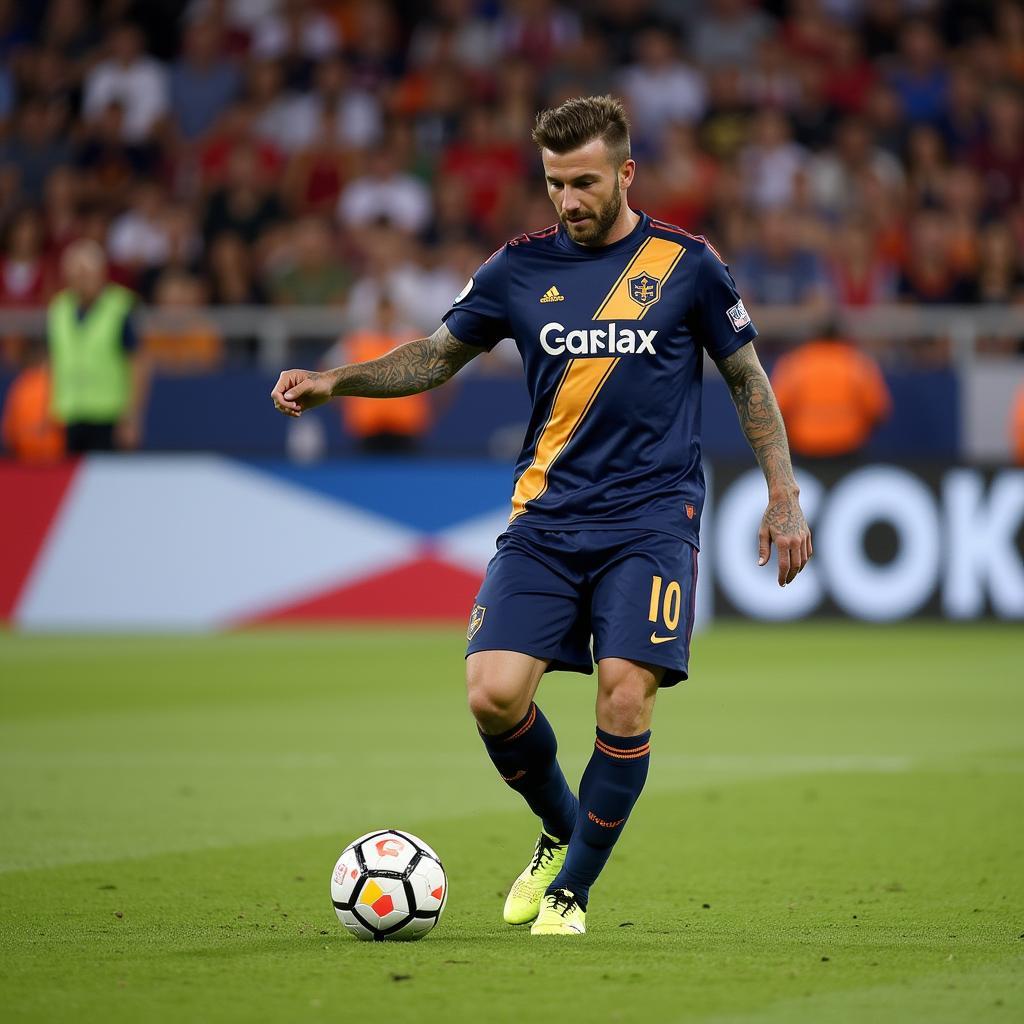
[{"left": 442, "top": 212, "right": 757, "bottom": 547}]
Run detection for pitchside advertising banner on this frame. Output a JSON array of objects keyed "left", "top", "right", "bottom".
[{"left": 0, "top": 457, "right": 1021, "bottom": 629}]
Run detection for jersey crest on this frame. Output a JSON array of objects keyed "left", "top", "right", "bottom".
[{"left": 628, "top": 270, "right": 661, "bottom": 308}]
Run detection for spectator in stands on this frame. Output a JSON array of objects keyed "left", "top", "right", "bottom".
[
  {"left": 407, "top": 0, "right": 499, "bottom": 73},
  {"left": 617, "top": 24, "right": 707, "bottom": 148},
  {"left": 0, "top": 207, "right": 55, "bottom": 306},
  {"left": 285, "top": 55, "right": 382, "bottom": 153},
  {"left": 38, "top": 0, "right": 98, "bottom": 74},
  {"left": 827, "top": 218, "right": 897, "bottom": 307},
  {"left": 270, "top": 216, "right": 350, "bottom": 306},
  {"left": 770, "top": 329, "right": 892, "bottom": 460},
  {"left": 541, "top": 22, "right": 615, "bottom": 105},
  {"left": 897, "top": 209, "right": 972, "bottom": 304},
  {"left": 496, "top": 0, "right": 579, "bottom": 71},
  {"left": 205, "top": 232, "right": 267, "bottom": 306},
  {"left": 137, "top": 205, "right": 203, "bottom": 302},
  {"left": 739, "top": 108, "right": 809, "bottom": 210},
  {"left": 250, "top": 0, "right": 340, "bottom": 65},
  {"left": 733, "top": 209, "right": 829, "bottom": 310},
  {"left": 83, "top": 23, "right": 168, "bottom": 145},
  {"left": 888, "top": 19, "right": 949, "bottom": 128},
  {"left": 0, "top": 99, "right": 73, "bottom": 204},
  {"left": 40, "top": 167, "right": 80, "bottom": 259},
  {"left": 326, "top": 289, "right": 430, "bottom": 454},
  {"left": 247, "top": 58, "right": 300, "bottom": 152},
  {"left": 337, "top": 144, "right": 432, "bottom": 237},
  {"left": 46, "top": 239, "right": 148, "bottom": 452},
  {"left": 75, "top": 101, "right": 159, "bottom": 196},
  {"left": 823, "top": 24, "right": 878, "bottom": 116},
  {"left": 643, "top": 122, "right": 719, "bottom": 231},
  {"left": 970, "top": 87, "right": 1024, "bottom": 216},
  {"left": 203, "top": 144, "right": 285, "bottom": 248},
  {"left": 689, "top": 0, "right": 775, "bottom": 69},
  {"left": 142, "top": 270, "right": 223, "bottom": 373},
  {"left": 107, "top": 181, "right": 171, "bottom": 274},
  {"left": 169, "top": 17, "right": 240, "bottom": 143},
  {"left": 1, "top": 339, "right": 64, "bottom": 463},
  {"left": 1011, "top": 383, "right": 1024, "bottom": 466}
]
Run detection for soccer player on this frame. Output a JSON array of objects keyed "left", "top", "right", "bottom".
[{"left": 271, "top": 96, "right": 812, "bottom": 936}]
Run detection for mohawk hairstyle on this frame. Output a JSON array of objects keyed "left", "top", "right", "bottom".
[{"left": 532, "top": 95, "right": 631, "bottom": 168}]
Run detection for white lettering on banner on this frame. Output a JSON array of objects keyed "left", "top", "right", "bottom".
[
  {"left": 539, "top": 322, "right": 658, "bottom": 356},
  {"left": 818, "top": 467, "right": 940, "bottom": 620},
  {"left": 714, "top": 469, "right": 824, "bottom": 620},
  {"left": 942, "top": 470, "right": 1024, "bottom": 619},
  {"left": 711, "top": 466, "right": 1024, "bottom": 622}
]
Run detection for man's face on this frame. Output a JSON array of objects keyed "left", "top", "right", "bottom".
[{"left": 542, "top": 138, "right": 634, "bottom": 246}]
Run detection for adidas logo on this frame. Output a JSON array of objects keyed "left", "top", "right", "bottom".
[{"left": 539, "top": 285, "right": 565, "bottom": 303}]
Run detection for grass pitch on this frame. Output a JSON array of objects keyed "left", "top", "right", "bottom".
[{"left": 0, "top": 623, "right": 1021, "bottom": 1023}]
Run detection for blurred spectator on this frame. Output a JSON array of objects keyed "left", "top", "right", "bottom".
[
  {"left": 0, "top": 208, "right": 56, "bottom": 306},
  {"left": 689, "top": 0, "right": 774, "bottom": 68},
  {"left": 407, "top": 0, "right": 500, "bottom": 72},
  {"left": 643, "top": 123, "right": 719, "bottom": 230},
  {"left": 39, "top": 0, "right": 98, "bottom": 71},
  {"left": 733, "top": 209, "right": 829, "bottom": 309},
  {"left": 897, "top": 209, "right": 972, "bottom": 304},
  {"left": 75, "top": 102, "right": 160, "bottom": 194},
  {"left": 203, "top": 145, "right": 285, "bottom": 247},
  {"left": 0, "top": 99, "right": 73, "bottom": 204},
  {"left": 887, "top": 20, "right": 948, "bottom": 128},
  {"left": 251, "top": 0, "right": 340, "bottom": 63},
  {"left": 326, "top": 290, "right": 429, "bottom": 454},
  {"left": 137, "top": 205, "right": 203, "bottom": 301},
  {"left": 496, "top": 0, "right": 580, "bottom": 71},
  {"left": 618, "top": 25, "right": 706, "bottom": 146},
  {"left": 699, "top": 68, "right": 753, "bottom": 162},
  {"left": 969, "top": 87, "right": 1024, "bottom": 216},
  {"left": 83, "top": 23, "right": 168, "bottom": 144},
  {"left": 46, "top": 239, "right": 148, "bottom": 452},
  {"left": 1, "top": 340, "right": 64, "bottom": 464},
  {"left": 40, "top": 167, "right": 80, "bottom": 258},
  {"left": 197, "top": 103, "right": 284, "bottom": 189},
  {"left": 247, "top": 59, "right": 299, "bottom": 151},
  {"left": 338, "top": 146, "right": 431, "bottom": 236},
  {"left": 743, "top": 33, "right": 800, "bottom": 112},
  {"left": 1011, "top": 383, "right": 1024, "bottom": 466},
  {"left": 739, "top": 109, "right": 809, "bottom": 210},
  {"left": 824, "top": 24, "right": 878, "bottom": 115},
  {"left": 205, "top": 232, "right": 267, "bottom": 305},
  {"left": 270, "top": 217, "right": 350, "bottom": 306},
  {"left": 966, "top": 222, "right": 1024, "bottom": 306},
  {"left": 107, "top": 182, "right": 171, "bottom": 272},
  {"left": 541, "top": 22, "right": 616, "bottom": 104},
  {"left": 827, "top": 218, "right": 897, "bottom": 307},
  {"left": 281, "top": 110, "right": 349, "bottom": 217},
  {"left": 770, "top": 332, "right": 892, "bottom": 459},
  {"left": 285, "top": 55, "right": 382, "bottom": 152},
  {"left": 904, "top": 123, "right": 948, "bottom": 209},
  {"left": 169, "top": 18, "right": 240, "bottom": 142},
  {"left": 142, "top": 271, "right": 223, "bottom": 373}
]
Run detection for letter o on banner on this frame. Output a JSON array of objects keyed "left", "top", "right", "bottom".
[
  {"left": 715, "top": 468, "right": 824, "bottom": 620},
  {"left": 819, "top": 466, "right": 940, "bottom": 621}
]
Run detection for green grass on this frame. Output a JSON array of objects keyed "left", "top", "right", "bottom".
[{"left": 0, "top": 623, "right": 1021, "bottom": 1023}]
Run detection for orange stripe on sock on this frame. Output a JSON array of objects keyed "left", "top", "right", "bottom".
[
  {"left": 595, "top": 738, "right": 650, "bottom": 760},
  {"left": 505, "top": 704, "right": 537, "bottom": 743}
]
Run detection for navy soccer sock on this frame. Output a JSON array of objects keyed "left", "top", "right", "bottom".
[
  {"left": 479, "top": 703, "right": 578, "bottom": 842},
  {"left": 549, "top": 727, "right": 651, "bottom": 910}
]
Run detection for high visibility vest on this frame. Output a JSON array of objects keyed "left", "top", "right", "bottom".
[{"left": 48, "top": 285, "right": 134, "bottom": 424}]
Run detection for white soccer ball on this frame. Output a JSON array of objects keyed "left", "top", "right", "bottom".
[{"left": 330, "top": 829, "right": 448, "bottom": 941}]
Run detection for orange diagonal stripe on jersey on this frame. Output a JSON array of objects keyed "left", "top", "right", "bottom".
[
  {"left": 509, "top": 357, "right": 619, "bottom": 522},
  {"left": 593, "top": 236, "right": 686, "bottom": 321}
]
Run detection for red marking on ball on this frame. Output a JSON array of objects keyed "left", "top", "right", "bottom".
[
  {"left": 371, "top": 894, "right": 394, "bottom": 917},
  {"left": 350, "top": 869, "right": 358, "bottom": 879},
  {"left": 431, "top": 886, "right": 444, "bottom": 900}
]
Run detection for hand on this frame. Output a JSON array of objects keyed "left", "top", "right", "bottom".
[
  {"left": 271, "top": 369, "right": 333, "bottom": 417},
  {"left": 758, "top": 491, "right": 812, "bottom": 587},
  {"left": 115, "top": 416, "right": 141, "bottom": 450}
]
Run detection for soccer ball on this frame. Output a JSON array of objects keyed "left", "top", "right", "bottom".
[{"left": 330, "top": 829, "right": 447, "bottom": 941}]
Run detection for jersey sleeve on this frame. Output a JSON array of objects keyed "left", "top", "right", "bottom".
[
  {"left": 690, "top": 244, "right": 758, "bottom": 361},
  {"left": 441, "top": 245, "right": 510, "bottom": 352}
]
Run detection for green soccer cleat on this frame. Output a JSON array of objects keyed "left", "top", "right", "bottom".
[
  {"left": 502, "top": 832, "right": 569, "bottom": 925},
  {"left": 530, "top": 888, "right": 586, "bottom": 935}
]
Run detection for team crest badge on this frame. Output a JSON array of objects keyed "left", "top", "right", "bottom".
[
  {"left": 628, "top": 271, "right": 661, "bottom": 308},
  {"left": 467, "top": 604, "right": 486, "bottom": 641}
]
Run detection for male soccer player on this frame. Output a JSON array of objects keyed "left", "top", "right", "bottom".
[{"left": 272, "top": 96, "right": 812, "bottom": 936}]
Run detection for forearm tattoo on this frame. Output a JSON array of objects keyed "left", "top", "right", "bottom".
[
  {"left": 715, "top": 344, "right": 798, "bottom": 497},
  {"left": 329, "top": 325, "right": 479, "bottom": 398}
]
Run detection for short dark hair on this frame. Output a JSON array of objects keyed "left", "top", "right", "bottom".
[{"left": 532, "top": 95, "right": 631, "bottom": 168}]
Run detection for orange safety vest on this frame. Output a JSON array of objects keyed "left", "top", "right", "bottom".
[
  {"left": 1, "top": 365, "right": 66, "bottom": 463},
  {"left": 770, "top": 339, "right": 892, "bottom": 458},
  {"left": 342, "top": 331, "right": 431, "bottom": 438},
  {"left": 1011, "top": 386, "right": 1024, "bottom": 467}
]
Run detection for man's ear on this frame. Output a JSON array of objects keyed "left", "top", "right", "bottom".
[{"left": 620, "top": 158, "right": 636, "bottom": 190}]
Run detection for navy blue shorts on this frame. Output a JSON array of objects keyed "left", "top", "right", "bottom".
[{"left": 466, "top": 526, "right": 699, "bottom": 687}]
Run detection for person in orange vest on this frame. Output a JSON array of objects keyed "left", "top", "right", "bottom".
[
  {"left": 769, "top": 329, "right": 892, "bottom": 459},
  {"left": 325, "top": 291, "right": 432, "bottom": 453},
  {"left": 1, "top": 341, "right": 65, "bottom": 463},
  {"left": 1011, "top": 383, "right": 1024, "bottom": 466}
]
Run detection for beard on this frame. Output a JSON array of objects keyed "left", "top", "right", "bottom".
[{"left": 560, "top": 185, "right": 622, "bottom": 246}]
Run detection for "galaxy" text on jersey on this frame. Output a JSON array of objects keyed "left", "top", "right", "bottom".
[{"left": 539, "top": 321, "right": 658, "bottom": 356}]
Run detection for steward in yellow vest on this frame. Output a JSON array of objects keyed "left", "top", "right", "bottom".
[{"left": 47, "top": 240, "right": 148, "bottom": 453}]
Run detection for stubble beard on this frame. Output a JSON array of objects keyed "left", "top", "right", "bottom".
[{"left": 561, "top": 186, "right": 623, "bottom": 247}]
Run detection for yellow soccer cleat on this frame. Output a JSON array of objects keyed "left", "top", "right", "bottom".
[
  {"left": 503, "top": 832, "right": 568, "bottom": 925},
  {"left": 530, "top": 888, "right": 586, "bottom": 935}
]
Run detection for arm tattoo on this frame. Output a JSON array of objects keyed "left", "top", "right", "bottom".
[
  {"left": 328, "top": 324, "right": 480, "bottom": 398},
  {"left": 715, "top": 344, "right": 798, "bottom": 499}
]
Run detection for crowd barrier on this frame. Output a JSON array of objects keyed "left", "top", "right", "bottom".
[{"left": 2, "top": 456, "right": 1021, "bottom": 630}]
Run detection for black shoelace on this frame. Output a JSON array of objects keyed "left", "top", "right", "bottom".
[
  {"left": 529, "top": 834, "right": 561, "bottom": 875},
  {"left": 545, "top": 888, "right": 580, "bottom": 918}
]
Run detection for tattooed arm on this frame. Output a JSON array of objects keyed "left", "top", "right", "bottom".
[
  {"left": 715, "top": 342, "right": 812, "bottom": 586},
  {"left": 270, "top": 324, "right": 481, "bottom": 416}
]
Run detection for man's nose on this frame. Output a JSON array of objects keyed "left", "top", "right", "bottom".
[{"left": 561, "top": 188, "right": 581, "bottom": 212}]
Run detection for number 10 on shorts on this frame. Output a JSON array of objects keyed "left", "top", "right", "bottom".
[{"left": 648, "top": 575, "right": 681, "bottom": 632}]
